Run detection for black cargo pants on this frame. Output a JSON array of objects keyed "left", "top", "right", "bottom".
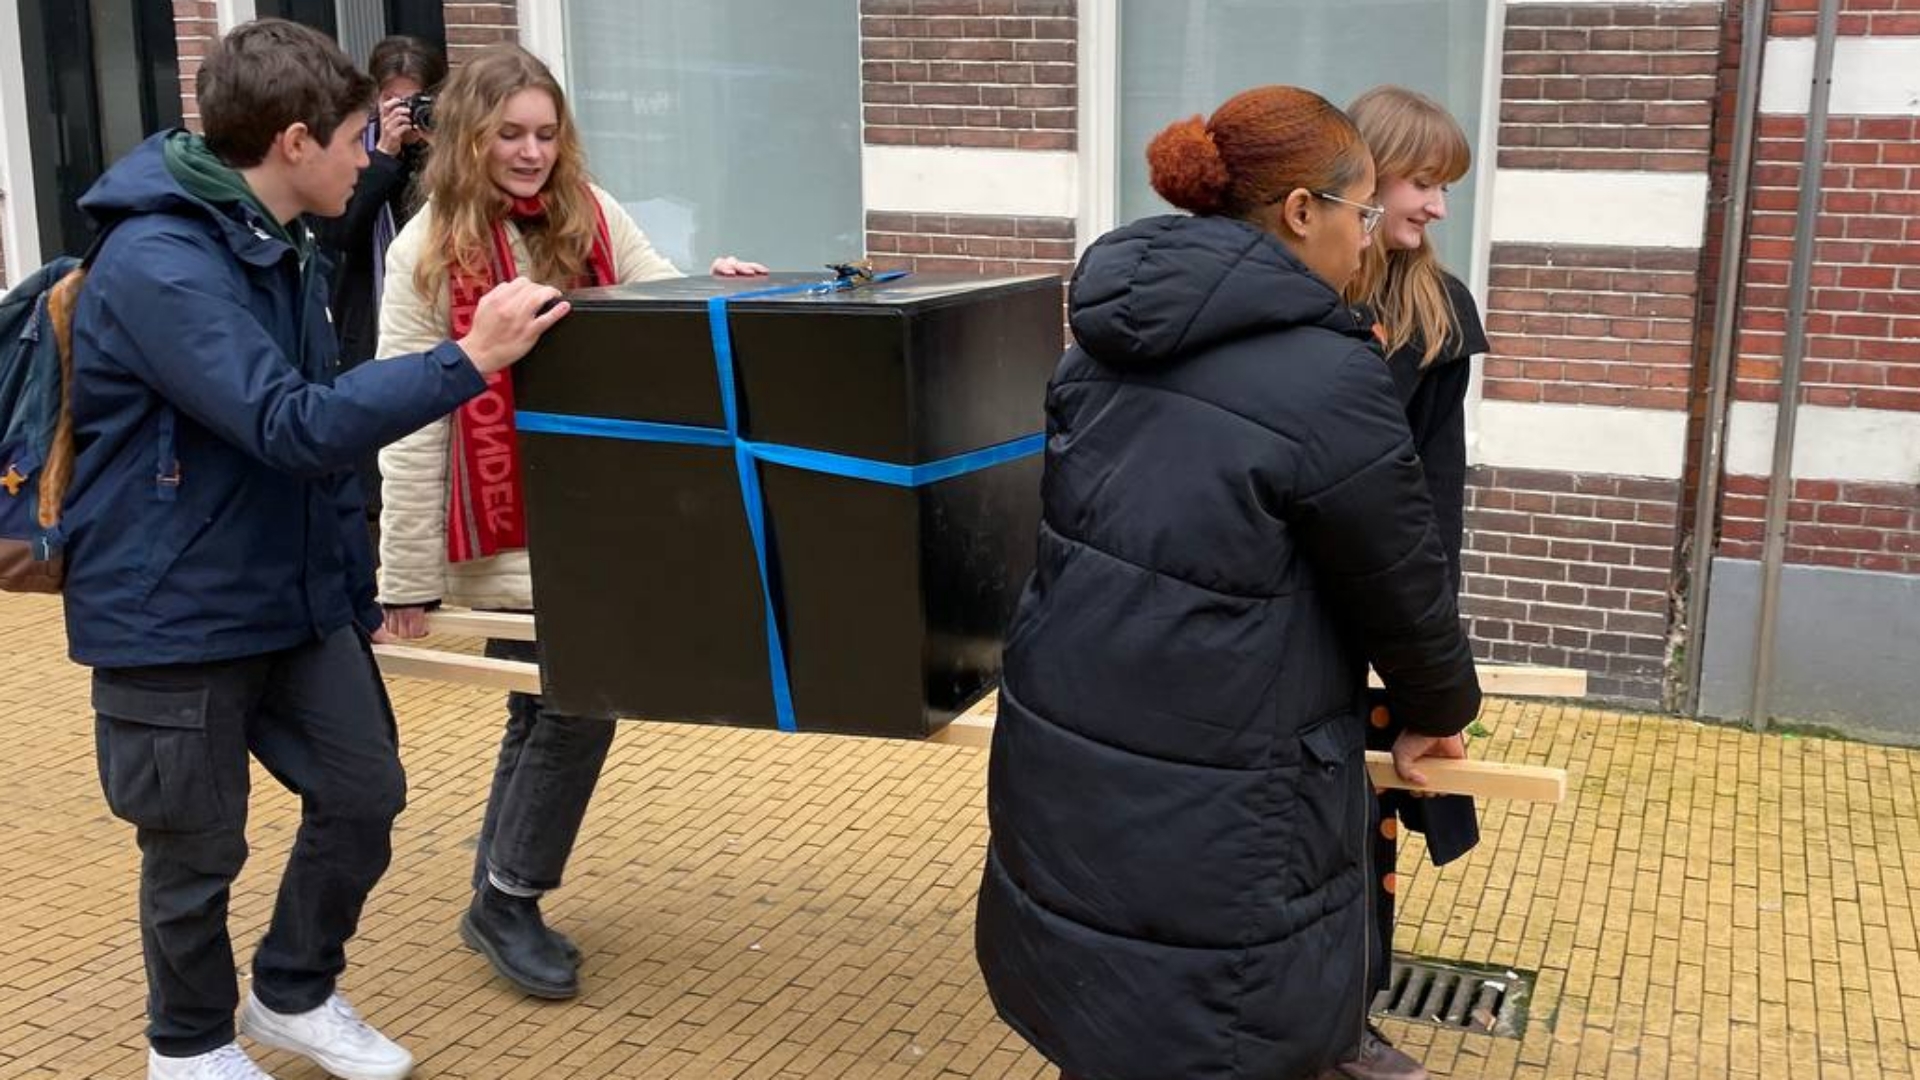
[{"left": 92, "top": 626, "right": 406, "bottom": 1056}]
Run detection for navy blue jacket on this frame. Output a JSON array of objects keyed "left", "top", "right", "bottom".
[
  {"left": 62, "top": 132, "right": 485, "bottom": 667},
  {"left": 976, "top": 215, "right": 1482, "bottom": 1080}
]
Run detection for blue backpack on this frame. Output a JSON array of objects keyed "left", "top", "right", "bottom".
[{"left": 0, "top": 255, "right": 86, "bottom": 593}]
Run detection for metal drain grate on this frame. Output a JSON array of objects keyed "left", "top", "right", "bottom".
[{"left": 1370, "top": 958, "right": 1534, "bottom": 1039}]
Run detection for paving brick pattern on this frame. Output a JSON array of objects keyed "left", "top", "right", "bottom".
[{"left": 3, "top": 593, "right": 1918, "bottom": 1078}]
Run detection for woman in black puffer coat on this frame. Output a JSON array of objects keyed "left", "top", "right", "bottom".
[{"left": 976, "top": 85, "right": 1483, "bottom": 1080}]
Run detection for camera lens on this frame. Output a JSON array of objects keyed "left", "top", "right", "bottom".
[{"left": 406, "top": 92, "right": 434, "bottom": 131}]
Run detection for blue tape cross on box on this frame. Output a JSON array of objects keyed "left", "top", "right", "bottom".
[{"left": 514, "top": 272, "right": 1044, "bottom": 733}]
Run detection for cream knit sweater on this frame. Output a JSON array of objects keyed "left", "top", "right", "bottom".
[{"left": 375, "top": 184, "right": 681, "bottom": 610}]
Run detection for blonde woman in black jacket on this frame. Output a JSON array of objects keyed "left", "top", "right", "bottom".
[{"left": 1332, "top": 85, "right": 1491, "bottom": 1080}]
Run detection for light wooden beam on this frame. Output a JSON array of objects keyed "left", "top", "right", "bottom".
[
  {"left": 373, "top": 643, "right": 541, "bottom": 694},
  {"left": 373, "top": 628, "right": 1572, "bottom": 803},
  {"left": 426, "top": 609, "right": 538, "bottom": 641},
  {"left": 927, "top": 695, "right": 1567, "bottom": 804},
  {"left": 1368, "top": 665, "right": 1586, "bottom": 698}
]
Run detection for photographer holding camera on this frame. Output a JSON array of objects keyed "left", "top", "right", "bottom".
[{"left": 311, "top": 35, "right": 446, "bottom": 524}]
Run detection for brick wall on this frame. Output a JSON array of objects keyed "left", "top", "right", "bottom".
[
  {"left": 860, "top": 0, "right": 1075, "bottom": 151},
  {"left": 173, "top": 0, "right": 220, "bottom": 128},
  {"left": 445, "top": 1, "right": 517, "bottom": 62},
  {"left": 1718, "top": 476, "right": 1920, "bottom": 573},
  {"left": 1483, "top": 244, "right": 1701, "bottom": 410},
  {"left": 1499, "top": 2, "right": 1722, "bottom": 172},
  {"left": 866, "top": 212, "right": 1073, "bottom": 277},
  {"left": 860, "top": 0, "right": 1076, "bottom": 283},
  {"left": 1462, "top": 468, "right": 1680, "bottom": 703},
  {"left": 1714, "top": 0, "right": 1920, "bottom": 586},
  {"left": 1466, "top": 1, "right": 1732, "bottom": 707},
  {"left": 1769, "top": 0, "right": 1920, "bottom": 35},
  {"left": 1737, "top": 114, "right": 1920, "bottom": 407}
]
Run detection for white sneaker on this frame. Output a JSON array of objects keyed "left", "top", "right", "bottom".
[
  {"left": 238, "top": 992, "right": 413, "bottom": 1080},
  {"left": 148, "top": 1043, "right": 275, "bottom": 1079}
]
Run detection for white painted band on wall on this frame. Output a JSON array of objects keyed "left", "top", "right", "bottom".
[
  {"left": 1489, "top": 170, "right": 1711, "bottom": 249},
  {"left": 215, "top": 0, "right": 257, "bottom": 32},
  {"left": 864, "top": 146, "right": 1078, "bottom": 219},
  {"left": 1761, "top": 37, "right": 1920, "bottom": 117},
  {"left": 1476, "top": 401, "right": 1689, "bottom": 479},
  {"left": 1726, "top": 402, "right": 1920, "bottom": 485},
  {"left": 1508, "top": 0, "right": 1710, "bottom": 5}
]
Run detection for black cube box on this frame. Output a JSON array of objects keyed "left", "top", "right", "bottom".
[{"left": 512, "top": 272, "right": 1060, "bottom": 738}]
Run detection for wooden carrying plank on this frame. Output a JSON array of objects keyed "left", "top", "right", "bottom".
[
  {"left": 928, "top": 698, "right": 1567, "bottom": 804},
  {"left": 372, "top": 644, "right": 541, "bottom": 694},
  {"left": 1368, "top": 665, "right": 1586, "bottom": 698},
  {"left": 426, "top": 609, "right": 538, "bottom": 641},
  {"left": 373, "top": 629, "right": 1570, "bottom": 803}
]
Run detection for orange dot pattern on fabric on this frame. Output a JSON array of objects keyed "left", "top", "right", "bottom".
[
  {"left": 1381, "top": 818, "right": 1398, "bottom": 841},
  {"left": 1382, "top": 872, "right": 1397, "bottom": 896},
  {"left": 1369, "top": 705, "right": 1391, "bottom": 729}
]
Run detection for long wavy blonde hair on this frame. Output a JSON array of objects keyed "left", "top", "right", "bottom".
[
  {"left": 413, "top": 45, "right": 597, "bottom": 299},
  {"left": 1343, "top": 86, "right": 1472, "bottom": 367}
]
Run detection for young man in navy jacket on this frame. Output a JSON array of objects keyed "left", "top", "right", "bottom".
[{"left": 64, "top": 19, "right": 568, "bottom": 1080}]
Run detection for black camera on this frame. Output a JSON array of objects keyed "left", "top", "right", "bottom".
[{"left": 404, "top": 92, "right": 435, "bottom": 131}]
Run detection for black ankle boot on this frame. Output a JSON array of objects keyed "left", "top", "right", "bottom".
[{"left": 460, "top": 884, "right": 580, "bottom": 999}]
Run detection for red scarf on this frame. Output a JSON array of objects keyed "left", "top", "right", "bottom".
[{"left": 445, "top": 189, "right": 616, "bottom": 563}]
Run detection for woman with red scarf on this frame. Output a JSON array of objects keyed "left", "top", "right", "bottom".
[{"left": 373, "top": 43, "right": 764, "bottom": 1002}]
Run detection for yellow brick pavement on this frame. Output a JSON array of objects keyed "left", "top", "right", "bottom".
[{"left": 3, "top": 592, "right": 1918, "bottom": 1079}]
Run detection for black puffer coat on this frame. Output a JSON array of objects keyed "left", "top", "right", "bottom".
[{"left": 976, "top": 214, "right": 1482, "bottom": 1080}]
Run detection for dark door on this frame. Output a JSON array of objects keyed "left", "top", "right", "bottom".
[
  {"left": 260, "top": 1, "right": 447, "bottom": 66},
  {"left": 385, "top": 0, "right": 446, "bottom": 49},
  {"left": 255, "top": 0, "right": 340, "bottom": 36},
  {"left": 19, "top": 0, "right": 183, "bottom": 258}
]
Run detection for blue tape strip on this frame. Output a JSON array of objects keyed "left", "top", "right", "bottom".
[
  {"left": 515, "top": 412, "right": 730, "bottom": 448},
  {"left": 518, "top": 271, "right": 1037, "bottom": 734},
  {"left": 740, "top": 432, "right": 1046, "bottom": 488}
]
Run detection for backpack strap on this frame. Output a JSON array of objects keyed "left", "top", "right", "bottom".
[
  {"left": 38, "top": 222, "right": 180, "bottom": 532},
  {"left": 40, "top": 267, "right": 85, "bottom": 529}
]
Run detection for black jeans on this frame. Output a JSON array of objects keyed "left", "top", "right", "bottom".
[
  {"left": 473, "top": 638, "right": 616, "bottom": 894},
  {"left": 92, "top": 627, "right": 406, "bottom": 1057}
]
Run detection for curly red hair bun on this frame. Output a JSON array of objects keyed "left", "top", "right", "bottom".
[
  {"left": 1145, "top": 85, "right": 1369, "bottom": 220},
  {"left": 1147, "top": 116, "right": 1232, "bottom": 215}
]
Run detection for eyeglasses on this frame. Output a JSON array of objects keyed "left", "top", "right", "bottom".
[{"left": 1313, "top": 191, "right": 1386, "bottom": 236}]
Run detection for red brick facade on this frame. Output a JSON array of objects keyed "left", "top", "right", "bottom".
[
  {"left": 444, "top": 1, "right": 518, "bottom": 62},
  {"left": 859, "top": 1, "right": 1077, "bottom": 283},
  {"left": 1738, "top": 114, "right": 1920, "bottom": 407},
  {"left": 866, "top": 212, "right": 1074, "bottom": 278},
  {"left": 1483, "top": 244, "right": 1702, "bottom": 410},
  {"left": 1718, "top": 476, "right": 1920, "bottom": 573},
  {"left": 173, "top": 0, "right": 221, "bottom": 128},
  {"left": 860, "top": 0, "right": 1076, "bottom": 151},
  {"left": 1499, "top": 3, "right": 1722, "bottom": 173},
  {"left": 1770, "top": 0, "right": 1920, "bottom": 36},
  {"left": 1463, "top": 468, "right": 1680, "bottom": 703}
]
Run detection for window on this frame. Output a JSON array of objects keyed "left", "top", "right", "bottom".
[
  {"left": 1115, "top": 0, "right": 1491, "bottom": 275},
  {"left": 561, "top": 1, "right": 863, "bottom": 272}
]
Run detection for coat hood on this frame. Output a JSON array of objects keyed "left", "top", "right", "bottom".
[
  {"left": 78, "top": 131, "right": 294, "bottom": 267},
  {"left": 1067, "top": 214, "right": 1374, "bottom": 369}
]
